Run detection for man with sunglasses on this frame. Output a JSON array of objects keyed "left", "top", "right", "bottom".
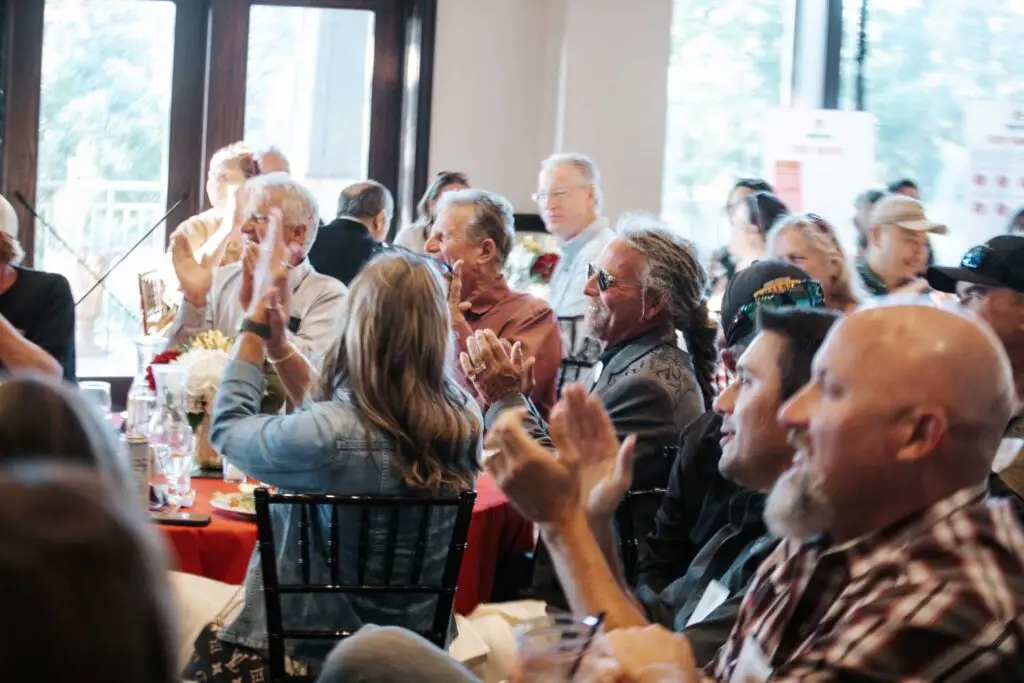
[{"left": 927, "top": 235, "right": 1024, "bottom": 503}]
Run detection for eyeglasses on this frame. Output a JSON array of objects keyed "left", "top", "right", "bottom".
[
  {"left": 587, "top": 263, "right": 617, "bottom": 291},
  {"left": 532, "top": 185, "right": 591, "bottom": 205},
  {"left": 725, "top": 279, "right": 825, "bottom": 345}
]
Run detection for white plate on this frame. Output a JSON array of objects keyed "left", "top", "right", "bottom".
[{"left": 210, "top": 493, "right": 256, "bottom": 519}]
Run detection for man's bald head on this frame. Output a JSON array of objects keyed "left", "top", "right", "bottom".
[
  {"left": 767, "top": 302, "right": 1016, "bottom": 542},
  {"left": 838, "top": 305, "right": 1016, "bottom": 457}
]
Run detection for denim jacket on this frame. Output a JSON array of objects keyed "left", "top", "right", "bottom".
[{"left": 208, "top": 359, "right": 481, "bottom": 664}]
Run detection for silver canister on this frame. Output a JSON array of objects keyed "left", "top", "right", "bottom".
[{"left": 122, "top": 434, "right": 152, "bottom": 510}]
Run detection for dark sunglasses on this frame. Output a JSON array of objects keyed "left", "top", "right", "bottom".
[
  {"left": 725, "top": 279, "right": 825, "bottom": 345},
  {"left": 587, "top": 263, "right": 617, "bottom": 291},
  {"left": 961, "top": 245, "right": 1022, "bottom": 290}
]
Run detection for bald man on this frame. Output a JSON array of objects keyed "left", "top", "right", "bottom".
[{"left": 703, "top": 304, "right": 1024, "bottom": 681}]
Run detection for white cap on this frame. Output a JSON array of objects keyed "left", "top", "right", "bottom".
[{"left": 869, "top": 194, "right": 947, "bottom": 234}]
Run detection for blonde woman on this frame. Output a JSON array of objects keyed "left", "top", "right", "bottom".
[
  {"left": 768, "top": 213, "right": 861, "bottom": 312},
  {"left": 194, "top": 249, "right": 482, "bottom": 676}
]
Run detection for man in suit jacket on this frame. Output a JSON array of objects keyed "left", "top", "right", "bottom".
[
  {"left": 463, "top": 214, "right": 716, "bottom": 606},
  {"left": 308, "top": 181, "right": 393, "bottom": 287}
]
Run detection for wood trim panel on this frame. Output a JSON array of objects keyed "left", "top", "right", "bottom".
[
  {"left": 2, "top": 0, "right": 44, "bottom": 265},
  {"left": 166, "top": 0, "right": 210, "bottom": 239},
  {"left": 203, "top": 0, "right": 250, "bottom": 208}
]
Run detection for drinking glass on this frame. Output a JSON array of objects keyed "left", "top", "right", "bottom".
[
  {"left": 156, "top": 447, "right": 194, "bottom": 509},
  {"left": 79, "top": 381, "right": 112, "bottom": 420},
  {"left": 515, "top": 614, "right": 599, "bottom": 683}
]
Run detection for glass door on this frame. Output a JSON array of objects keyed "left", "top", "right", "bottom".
[{"left": 35, "top": 0, "right": 176, "bottom": 377}]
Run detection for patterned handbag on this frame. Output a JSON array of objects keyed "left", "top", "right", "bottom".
[
  {"left": 181, "top": 588, "right": 310, "bottom": 681},
  {"left": 181, "top": 587, "right": 274, "bottom": 682}
]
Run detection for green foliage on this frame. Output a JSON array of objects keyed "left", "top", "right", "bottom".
[
  {"left": 841, "top": 0, "right": 1024, "bottom": 196},
  {"left": 38, "top": 0, "right": 175, "bottom": 184}
]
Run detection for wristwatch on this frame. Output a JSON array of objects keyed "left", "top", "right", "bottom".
[{"left": 239, "top": 318, "right": 272, "bottom": 340}]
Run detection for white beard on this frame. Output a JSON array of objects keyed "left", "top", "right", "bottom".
[{"left": 764, "top": 460, "right": 833, "bottom": 541}]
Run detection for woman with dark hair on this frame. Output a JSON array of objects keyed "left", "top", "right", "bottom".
[
  {"left": 394, "top": 171, "right": 470, "bottom": 252},
  {"left": 187, "top": 248, "right": 482, "bottom": 676},
  {"left": 0, "top": 376, "right": 132, "bottom": 490},
  {"left": 0, "top": 463, "right": 178, "bottom": 683},
  {"left": 726, "top": 191, "right": 789, "bottom": 273}
]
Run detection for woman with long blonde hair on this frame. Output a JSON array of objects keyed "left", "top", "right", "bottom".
[
  {"left": 196, "top": 250, "right": 481, "bottom": 677},
  {"left": 768, "top": 213, "right": 861, "bottom": 312}
]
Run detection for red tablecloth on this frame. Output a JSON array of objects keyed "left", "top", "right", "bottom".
[{"left": 157, "top": 474, "right": 534, "bottom": 615}]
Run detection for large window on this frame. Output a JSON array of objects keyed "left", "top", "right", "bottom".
[
  {"left": 244, "top": 5, "right": 376, "bottom": 215},
  {"left": 661, "top": 0, "right": 789, "bottom": 255},
  {"left": 36, "top": 0, "right": 175, "bottom": 377},
  {"left": 840, "top": 0, "right": 1024, "bottom": 261},
  {"left": 3, "top": 0, "right": 430, "bottom": 380}
]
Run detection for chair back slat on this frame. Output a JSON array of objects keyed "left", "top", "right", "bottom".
[
  {"left": 357, "top": 505, "right": 370, "bottom": 587},
  {"left": 615, "top": 486, "right": 669, "bottom": 586},
  {"left": 613, "top": 446, "right": 676, "bottom": 586},
  {"left": 298, "top": 504, "right": 311, "bottom": 585},
  {"left": 254, "top": 487, "right": 478, "bottom": 682},
  {"left": 430, "top": 490, "right": 477, "bottom": 639},
  {"left": 254, "top": 488, "right": 288, "bottom": 681},
  {"left": 327, "top": 504, "right": 340, "bottom": 585},
  {"left": 382, "top": 505, "right": 401, "bottom": 586},
  {"left": 411, "top": 503, "right": 432, "bottom": 584}
]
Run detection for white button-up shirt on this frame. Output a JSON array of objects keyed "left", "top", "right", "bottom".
[{"left": 166, "top": 258, "right": 346, "bottom": 366}]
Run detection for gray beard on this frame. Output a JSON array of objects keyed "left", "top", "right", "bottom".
[{"left": 764, "top": 464, "right": 833, "bottom": 541}]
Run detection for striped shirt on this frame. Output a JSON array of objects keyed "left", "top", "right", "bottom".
[{"left": 709, "top": 486, "right": 1024, "bottom": 681}]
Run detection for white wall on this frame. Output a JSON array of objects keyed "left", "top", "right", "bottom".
[{"left": 428, "top": 0, "right": 673, "bottom": 220}]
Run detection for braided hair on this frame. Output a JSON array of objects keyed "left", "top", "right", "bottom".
[{"left": 618, "top": 214, "right": 717, "bottom": 409}]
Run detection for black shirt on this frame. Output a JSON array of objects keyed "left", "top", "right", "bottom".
[
  {"left": 307, "top": 217, "right": 380, "bottom": 287},
  {"left": 0, "top": 266, "right": 76, "bottom": 382}
]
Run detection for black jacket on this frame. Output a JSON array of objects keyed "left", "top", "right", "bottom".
[{"left": 307, "top": 217, "right": 378, "bottom": 287}]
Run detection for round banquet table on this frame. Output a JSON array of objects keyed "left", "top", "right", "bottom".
[{"left": 157, "top": 473, "right": 534, "bottom": 615}]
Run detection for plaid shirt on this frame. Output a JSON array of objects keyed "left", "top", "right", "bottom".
[{"left": 709, "top": 486, "right": 1024, "bottom": 681}]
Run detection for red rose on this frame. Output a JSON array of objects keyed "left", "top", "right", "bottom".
[
  {"left": 146, "top": 348, "right": 183, "bottom": 391},
  {"left": 530, "top": 253, "right": 560, "bottom": 283}
]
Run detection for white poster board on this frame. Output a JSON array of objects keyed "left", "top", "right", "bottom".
[
  {"left": 965, "top": 101, "right": 1024, "bottom": 241},
  {"left": 761, "top": 109, "right": 876, "bottom": 257}
]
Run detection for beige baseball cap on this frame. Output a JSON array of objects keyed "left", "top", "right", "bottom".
[{"left": 869, "top": 194, "right": 947, "bottom": 234}]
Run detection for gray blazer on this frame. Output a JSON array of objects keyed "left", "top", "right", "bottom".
[
  {"left": 486, "top": 328, "right": 707, "bottom": 604},
  {"left": 487, "top": 327, "right": 705, "bottom": 491}
]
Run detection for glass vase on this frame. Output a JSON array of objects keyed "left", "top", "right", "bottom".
[
  {"left": 148, "top": 364, "right": 194, "bottom": 508},
  {"left": 125, "top": 335, "right": 166, "bottom": 438}
]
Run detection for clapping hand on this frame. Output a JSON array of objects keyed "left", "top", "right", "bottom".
[
  {"left": 556, "top": 384, "right": 638, "bottom": 523},
  {"left": 459, "top": 329, "right": 536, "bottom": 404},
  {"left": 171, "top": 230, "right": 228, "bottom": 307},
  {"left": 445, "top": 260, "right": 472, "bottom": 329},
  {"left": 485, "top": 384, "right": 637, "bottom": 529}
]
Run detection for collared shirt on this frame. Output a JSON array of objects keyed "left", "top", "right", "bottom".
[
  {"left": 166, "top": 258, "right": 347, "bottom": 366},
  {"left": 994, "top": 413, "right": 1024, "bottom": 502},
  {"left": 856, "top": 257, "right": 890, "bottom": 296},
  {"left": 710, "top": 486, "right": 1024, "bottom": 681},
  {"left": 456, "top": 276, "right": 562, "bottom": 418},
  {"left": 547, "top": 217, "right": 615, "bottom": 318}
]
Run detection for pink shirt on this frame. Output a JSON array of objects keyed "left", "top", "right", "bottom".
[{"left": 454, "top": 277, "right": 562, "bottom": 419}]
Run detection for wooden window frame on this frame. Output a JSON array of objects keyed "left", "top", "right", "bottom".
[{"left": 0, "top": 0, "right": 436, "bottom": 390}]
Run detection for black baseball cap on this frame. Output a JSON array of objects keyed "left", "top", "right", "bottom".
[
  {"left": 721, "top": 260, "right": 820, "bottom": 348},
  {"left": 926, "top": 235, "right": 1024, "bottom": 294}
]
